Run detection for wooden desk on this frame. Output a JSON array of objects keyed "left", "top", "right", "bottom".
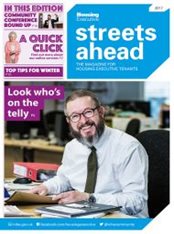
[
  {"left": 5, "top": 180, "right": 133, "bottom": 219},
  {"left": 54, "top": 22, "right": 63, "bottom": 28},
  {"left": 5, "top": 138, "right": 64, "bottom": 177},
  {"left": 5, "top": 138, "right": 64, "bottom": 153}
]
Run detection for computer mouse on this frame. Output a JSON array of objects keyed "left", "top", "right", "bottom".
[{"left": 13, "top": 177, "right": 32, "bottom": 184}]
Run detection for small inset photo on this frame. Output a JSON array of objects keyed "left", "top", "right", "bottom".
[{"left": 38, "top": 13, "right": 63, "bottom": 29}]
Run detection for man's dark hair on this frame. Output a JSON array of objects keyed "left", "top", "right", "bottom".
[{"left": 64, "top": 89, "right": 101, "bottom": 113}]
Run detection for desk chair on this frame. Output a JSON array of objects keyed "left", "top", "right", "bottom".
[
  {"left": 136, "top": 130, "right": 169, "bottom": 218},
  {"left": 125, "top": 118, "right": 140, "bottom": 136}
]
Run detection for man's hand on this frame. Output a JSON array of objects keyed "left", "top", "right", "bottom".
[
  {"left": 52, "top": 190, "right": 89, "bottom": 204},
  {"left": 28, "top": 184, "right": 48, "bottom": 196}
]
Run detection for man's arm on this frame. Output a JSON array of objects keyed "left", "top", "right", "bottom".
[
  {"left": 48, "top": 142, "right": 148, "bottom": 217},
  {"left": 52, "top": 14, "right": 59, "bottom": 28},
  {"left": 54, "top": 14, "right": 59, "bottom": 22},
  {"left": 29, "top": 163, "right": 72, "bottom": 196},
  {"left": 93, "top": 142, "right": 149, "bottom": 216}
]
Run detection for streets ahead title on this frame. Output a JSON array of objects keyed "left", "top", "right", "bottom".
[
  {"left": 75, "top": 24, "right": 157, "bottom": 60},
  {"left": 68, "top": 4, "right": 169, "bottom": 78}
]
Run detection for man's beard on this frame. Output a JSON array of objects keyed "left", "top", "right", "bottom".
[{"left": 69, "top": 119, "right": 105, "bottom": 146}]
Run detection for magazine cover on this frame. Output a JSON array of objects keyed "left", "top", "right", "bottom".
[
  {"left": 1, "top": 0, "right": 173, "bottom": 234},
  {"left": 3, "top": 2, "right": 63, "bottom": 78}
]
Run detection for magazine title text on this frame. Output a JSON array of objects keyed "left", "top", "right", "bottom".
[{"left": 76, "top": 24, "right": 157, "bottom": 60}]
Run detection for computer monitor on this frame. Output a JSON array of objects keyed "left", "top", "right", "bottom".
[
  {"left": 44, "top": 110, "right": 71, "bottom": 145},
  {"left": 54, "top": 112, "right": 71, "bottom": 145},
  {"left": 109, "top": 101, "right": 151, "bottom": 117},
  {"left": 6, "top": 121, "right": 30, "bottom": 139}
]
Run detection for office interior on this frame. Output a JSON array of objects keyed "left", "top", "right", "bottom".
[
  {"left": 4, "top": 81, "right": 170, "bottom": 178},
  {"left": 4, "top": 81, "right": 170, "bottom": 219}
]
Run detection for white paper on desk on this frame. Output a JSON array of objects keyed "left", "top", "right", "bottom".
[
  {"left": 48, "top": 205, "right": 86, "bottom": 214},
  {"left": 4, "top": 205, "right": 32, "bottom": 217},
  {"left": 5, "top": 183, "right": 40, "bottom": 191}
]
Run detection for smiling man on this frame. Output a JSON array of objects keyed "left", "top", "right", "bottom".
[
  {"left": 30, "top": 89, "right": 149, "bottom": 217},
  {"left": 65, "top": 93, "right": 105, "bottom": 146}
]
